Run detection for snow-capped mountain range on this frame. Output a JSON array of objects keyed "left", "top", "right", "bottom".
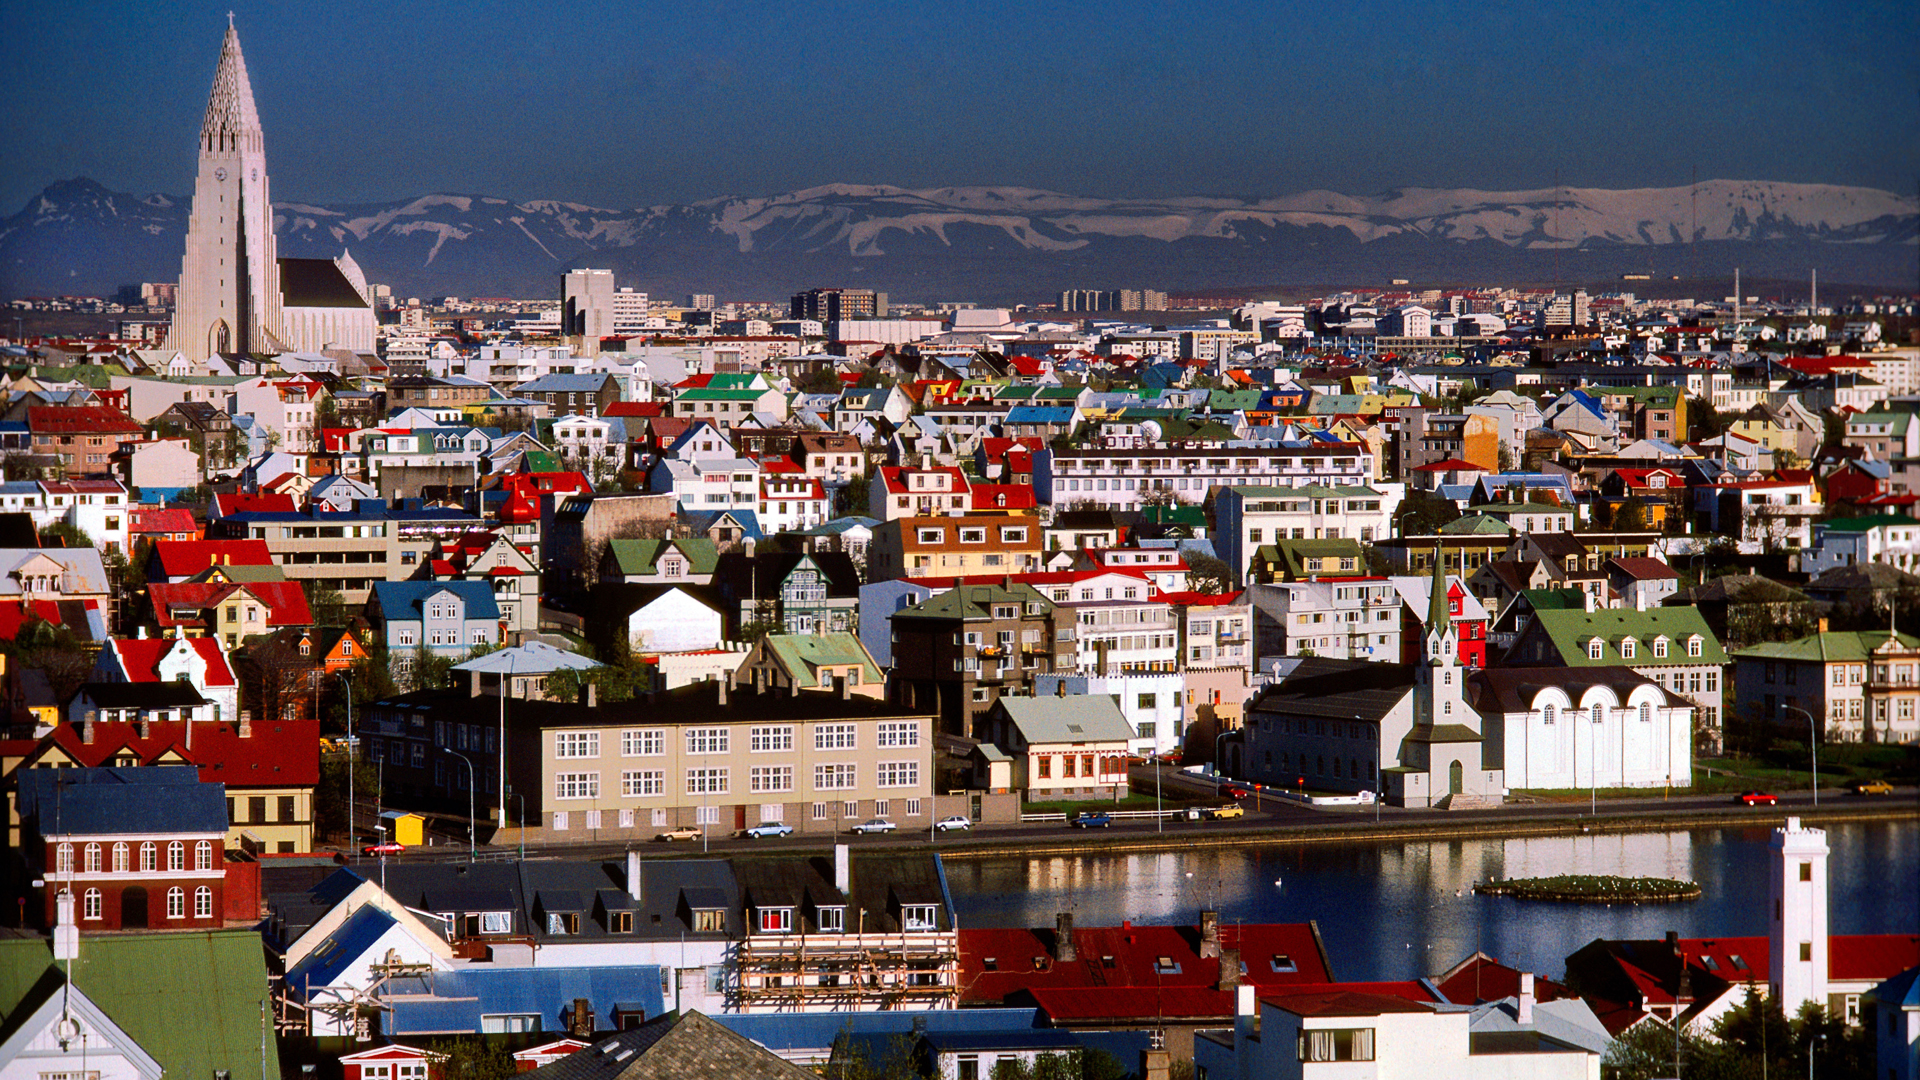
[{"left": 3, "top": 177, "right": 1913, "bottom": 303}]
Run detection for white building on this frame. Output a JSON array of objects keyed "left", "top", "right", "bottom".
[
  {"left": 1215, "top": 484, "right": 1406, "bottom": 587},
  {"left": 1250, "top": 577, "right": 1404, "bottom": 663},
  {"left": 1473, "top": 668, "right": 1693, "bottom": 791}
]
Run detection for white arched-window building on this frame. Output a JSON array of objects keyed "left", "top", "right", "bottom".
[{"left": 1474, "top": 668, "right": 1693, "bottom": 790}]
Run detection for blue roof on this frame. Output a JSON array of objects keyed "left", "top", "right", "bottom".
[
  {"left": 1006, "top": 406, "right": 1074, "bottom": 423},
  {"left": 515, "top": 374, "right": 614, "bottom": 392},
  {"left": 17, "top": 766, "right": 225, "bottom": 836},
  {"left": 385, "top": 965, "right": 665, "bottom": 1035},
  {"left": 370, "top": 580, "right": 502, "bottom": 622},
  {"left": 1870, "top": 965, "right": 1920, "bottom": 1008},
  {"left": 285, "top": 905, "right": 398, "bottom": 995},
  {"left": 679, "top": 509, "right": 763, "bottom": 540},
  {"left": 922, "top": 1030, "right": 1082, "bottom": 1053},
  {"left": 716, "top": 1008, "right": 1042, "bottom": 1053}
]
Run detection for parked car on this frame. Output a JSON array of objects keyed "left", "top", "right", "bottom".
[
  {"left": 1849, "top": 779, "right": 1894, "bottom": 795},
  {"left": 1218, "top": 783, "right": 1253, "bottom": 800},
  {"left": 360, "top": 841, "right": 404, "bottom": 856},
  {"left": 655, "top": 826, "right": 703, "bottom": 842},
  {"left": 934, "top": 815, "right": 973, "bottom": 832},
  {"left": 1070, "top": 811, "right": 1112, "bottom": 829},
  {"left": 1736, "top": 790, "right": 1779, "bottom": 806},
  {"left": 743, "top": 822, "right": 793, "bottom": 839},
  {"left": 1204, "top": 804, "right": 1245, "bottom": 820},
  {"left": 850, "top": 818, "right": 896, "bottom": 834}
]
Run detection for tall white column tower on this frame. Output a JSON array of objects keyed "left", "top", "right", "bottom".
[
  {"left": 1770, "top": 816, "right": 1831, "bottom": 1015},
  {"left": 168, "top": 17, "right": 287, "bottom": 363}
]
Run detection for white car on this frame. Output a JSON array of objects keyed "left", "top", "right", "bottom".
[
  {"left": 743, "top": 822, "right": 793, "bottom": 839},
  {"left": 850, "top": 818, "right": 896, "bottom": 834},
  {"left": 934, "top": 815, "right": 973, "bottom": 832}
]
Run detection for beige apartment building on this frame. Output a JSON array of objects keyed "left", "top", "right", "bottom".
[
  {"left": 365, "top": 680, "right": 938, "bottom": 844},
  {"left": 869, "top": 512, "right": 1044, "bottom": 580}
]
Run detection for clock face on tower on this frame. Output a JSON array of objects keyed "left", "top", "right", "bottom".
[{"left": 215, "top": 168, "right": 227, "bottom": 181}]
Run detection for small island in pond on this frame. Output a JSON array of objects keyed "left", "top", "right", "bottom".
[{"left": 1474, "top": 874, "right": 1701, "bottom": 903}]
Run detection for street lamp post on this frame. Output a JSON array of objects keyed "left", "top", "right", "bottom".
[
  {"left": 507, "top": 786, "right": 526, "bottom": 862},
  {"left": 338, "top": 673, "right": 354, "bottom": 849},
  {"left": 446, "top": 749, "right": 476, "bottom": 861},
  {"left": 1784, "top": 705, "right": 1819, "bottom": 806}
]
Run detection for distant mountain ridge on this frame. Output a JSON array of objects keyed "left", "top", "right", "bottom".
[{"left": 3, "top": 177, "right": 1914, "bottom": 304}]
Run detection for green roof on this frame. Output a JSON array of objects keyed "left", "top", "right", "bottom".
[
  {"left": 1528, "top": 606, "right": 1728, "bottom": 666},
  {"left": 1143, "top": 505, "right": 1206, "bottom": 527},
  {"left": 1405, "top": 723, "right": 1484, "bottom": 743},
  {"left": 1820, "top": 515, "right": 1920, "bottom": 533},
  {"left": 605, "top": 538, "right": 720, "bottom": 576},
  {"left": 0, "top": 931, "right": 280, "bottom": 1080},
  {"left": 1519, "top": 588, "right": 1592, "bottom": 611},
  {"left": 895, "top": 582, "right": 1052, "bottom": 621},
  {"left": 677, "top": 387, "right": 769, "bottom": 401},
  {"left": 1441, "top": 514, "right": 1515, "bottom": 535},
  {"left": 1731, "top": 630, "right": 1920, "bottom": 664},
  {"left": 758, "top": 632, "right": 882, "bottom": 688}
]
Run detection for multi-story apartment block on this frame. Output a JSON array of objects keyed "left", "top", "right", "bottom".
[
  {"left": 26, "top": 405, "right": 145, "bottom": 478},
  {"left": 792, "top": 431, "right": 866, "bottom": 485},
  {"left": 512, "top": 372, "right": 622, "bottom": 418},
  {"left": 870, "top": 514, "right": 1044, "bottom": 581},
  {"left": 791, "top": 288, "right": 887, "bottom": 322},
  {"left": 1801, "top": 514, "right": 1920, "bottom": 576},
  {"left": 1036, "top": 444, "right": 1378, "bottom": 515},
  {"left": 756, "top": 472, "right": 830, "bottom": 533},
  {"left": 211, "top": 502, "right": 483, "bottom": 604},
  {"left": 1731, "top": 623, "right": 1920, "bottom": 744},
  {"left": 1058, "top": 593, "right": 1179, "bottom": 676},
  {"left": 1249, "top": 577, "right": 1406, "bottom": 664},
  {"left": 385, "top": 375, "right": 491, "bottom": 414},
  {"left": 1215, "top": 485, "right": 1405, "bottom": 588},
  {"left": 888, "top": 581, "right": 1065, "bottom": 736},
  {"left": 1692, "top": 478, "right": 1822, "bottom": 550},
  {"left": 365, "top": 680, "right": 936, "bottom": 842}
]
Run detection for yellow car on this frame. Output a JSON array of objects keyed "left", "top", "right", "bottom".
[
  {"left": 1850, "top": 779, "right": 1895, "bottom": 795},
  {"left": 1205, "top": 804, "right": 1245, "bottom": 820}
]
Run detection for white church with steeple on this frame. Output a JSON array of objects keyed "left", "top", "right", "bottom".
[
  {"left": 168, "top": 19, "right": 373, "bottom": 363},
  {"left": 1385, "top": 556, "right": 1506, "bottom": 808}
]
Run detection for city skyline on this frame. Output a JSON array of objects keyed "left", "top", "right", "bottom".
[{"left": 3, "top": 0, "right": 1916, "bottom": 215}]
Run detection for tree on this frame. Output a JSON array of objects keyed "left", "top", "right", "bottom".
[
  {"left": 838, "top": 473, "right": 872, "bottom": 517},
  {"left": 305, "top": 581, "right": 349, "bottom": 628},
  {"left": 411, "top": 644, "right": 455, "bottom": 692},
  {"left": 1396, "top": 488, "right": 1460, "bottom": 536},
  {"left": 2, "top": 616, "right": 95, "bottom": 707},
  {"left": 422, "top": 1039, "right": 514, "bottom": 1080},
  {"left": 1613, "top": 498, "right": 1649, "bottom": 533},
  {"left": 38, "top": 521, "right": 94, "bottom": 549},
  {"left": 314, "top": 753, "right": 379, "bottom": 841},
  {"left": 823, "top": 1028, "right": 918, "bottom": 1080},
  {"left": 238, "top": 632, "right": 312, "bottom": 723},
  {"left": 1186, "top": 552, "right": 1232, "bottom": 594}
]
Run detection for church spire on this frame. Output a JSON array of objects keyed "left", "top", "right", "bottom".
[
  {"left": 1427, "top": 544, "right": 1451, "bottom": 637},
  {"left": 199, "top": 20, "right": 263, "bottom": 153}
]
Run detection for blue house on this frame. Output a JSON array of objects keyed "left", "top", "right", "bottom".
[{"left": 367, "top": 581, "right": 502, "bottom": 686}]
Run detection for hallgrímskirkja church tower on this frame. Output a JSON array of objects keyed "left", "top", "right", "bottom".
[{"left": 169, "top": 17, "right": 289, "bottom": 363}]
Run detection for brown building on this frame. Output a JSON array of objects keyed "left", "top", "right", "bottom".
[
  {"left": 869, "top": 513, "right": 1044, "bottom": 581},
  {"left": 27, "top": 405, "right": 145, "bottom": 478},
  {"left": 888, "top": 580, "right": 1066, "bottom": 736},
  {"left": 386, "top": 376, "right": 491, "bottom": 414}
]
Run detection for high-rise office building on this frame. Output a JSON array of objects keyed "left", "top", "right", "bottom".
[
  {"left": 563, "top": 269, "right": 616, "bottom": 347},
  {"left": 791, "top": 288, "right": 887, "bottom": 322}
]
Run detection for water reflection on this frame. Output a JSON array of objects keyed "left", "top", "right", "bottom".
[{"left": 948, "top": 822, "right": 1919, "bottom": 983}]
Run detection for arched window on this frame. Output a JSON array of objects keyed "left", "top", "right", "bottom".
[
  {"left": 139, "top": 842, "right": 157, "bottom": 872},
  {"left": 166, "top": 887, "right": 185, "bottom": 920},
  {"left": 1640, "top": 703, "right": 1652, "bottom": 724},
  {"left": 167, "top": 841, "right": 185, "bottom": 872},
  {"left": 84, "top": 844, "right": 101, "bottom": 873},
  {"left": 1592, "top": 705, "right": 1604, "bottom": 726},
  {"left": 196, "top": 841, "right": 214, "bottom": 871},
  {"left": 56, "top": 844, "right": 73, "bottom": 874},
  {"left": 112, "top": 843, "right": 129, "bottom": 873},
  {"left": 83, "top": 889, "right": 101, "bottom": 920},
  {"left": 1543, "top": 704, "right": 1556, "bottom": 725},
  {"left": 194, "top": 886, "right": 213, "bottom": 919}
]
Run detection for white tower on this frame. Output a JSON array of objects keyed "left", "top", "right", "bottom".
[
  {"left": 1416, "top": 555, "right": 1466, "bottom": 728},
  {"left": 1770, "top": 816, "right": 1830, "bottom": 1015},
  {"left": 168, "top": 18, "right": 287, "bottom": 363}
]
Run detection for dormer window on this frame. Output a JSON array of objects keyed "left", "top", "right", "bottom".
[
  {"left": 1620, "top": 638, "right": 1636, "bottom": 660},
  {"left": 1653, "top": 637, "right": 1669, "bottom": 659},
  {"left": 1154, "top": 956, "right": 1182, "bottom": 975},
  {"left": 817, "top": 906, "right": 845, "bottom": 933},
  {"left": 1687, "top": 636, "right": 1703, "bottom": 658},
  {"left": 1587, "top": 638, "right": 1604, "bottom": 661},
  {"left": 758, "top": 907, "right": 794, "bottom": 934},
  {"left": 902, "top": 904, "right": 938, "bottom": 932},
  {"left": 693, "top": 909, "right": 725, "bottom": 933}
]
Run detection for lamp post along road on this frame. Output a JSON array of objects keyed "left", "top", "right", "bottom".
[
  {"left": 1783, "top": 705, "right": 1819, "bottom": 806},
  {"left": 339, "top": 673, "right": 354, "bottom": 847},
  {"left": 446, "top": 749, "right": 476, "bottom": 861}
]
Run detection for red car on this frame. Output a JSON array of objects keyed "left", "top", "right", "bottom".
[
  {"left": 1736, "top": 790, "right": 1778, "bottom": 806},
  {"left": 1218, "top": 783, "right": 1253, "bottom": 800},
  {"left": 361, "top": 841, "right": 405, "bottom": 855}
]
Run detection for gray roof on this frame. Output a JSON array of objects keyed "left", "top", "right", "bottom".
[
  {"left": 453, "top": 640, "right": 603, "bottom": 676},
  {"left": 993, "top": 695, "right": 1134, "bottom": 744},
  {"left": 0, "top": 547, "right": 110, "bottom": 595},
  {"left": 526, "top": 1011, "right": 816, "bottom": 1080}
]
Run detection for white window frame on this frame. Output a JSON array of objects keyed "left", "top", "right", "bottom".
[
  {"left": 554, "top": 772, "right": 600, "bottom": 799},
  {"left": 554, "top": 731, "right": 600, "bottom": 759}
]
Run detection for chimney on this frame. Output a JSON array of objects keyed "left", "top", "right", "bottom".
[
  {"left": 626, "top": 849, "right": 642, "bottom": 903},
  {"left": 1583, "top": 588, "right": 1597, "bottom": 613},
  {"left": 716, "top": 678, "right": 728, "bottom": 707},
  {"left": 1234, "top": 983, "right": 1260, "bottom": 1064},
  {"left": 835, "top": 674, "right": 849, "bottom": 700},
  {"left": 1635, "top": 588, "right": 1646, "bottom": 612},
  {"left": 137, "top": 712, "right": 150, "bottom": 739},
  {"left": 1817, "top": 617, "right": 1829, "bottom": 634},
  {"left": 53, "top": 890, "right": 78, "bottom": 961},
  {"left": 1139, "top": 1042, "right": 1171, "bottom": 1080},
  {"left": 585, "top": 680, "right": 597, "bottom": 709},
  {"left": 238, "top": 709, "right": 252, "bottom": 739},
  {"left": 1199, "top": 909, "right": 1221, "bottom": 958},
  {"left": 1055, "top": 912, "right": 1077, "bottom": 962},
  {"left": 1218, "top": 947, "right": 1241, "bottom": 990},
  {"left": 567, "top": 997, "right": 594, "bottom": 1037},
  {"left": 834, "top": 843, "right": 850, "bottom": 894},
  {"left": 1517, "top": 972, "right": 1535, "bottom": 1025},
  {"left": 83, "top": 710, "right": 97, "bottom": 744}
]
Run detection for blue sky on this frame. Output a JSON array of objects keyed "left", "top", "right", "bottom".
[{"left": 3, "top": 0, "right": 1915, "bottom": 211}]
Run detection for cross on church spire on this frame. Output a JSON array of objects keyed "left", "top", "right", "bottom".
[{"left": 227, "top": 11, "right": 234, "bottom": 26}]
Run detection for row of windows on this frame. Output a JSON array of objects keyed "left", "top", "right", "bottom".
[
  {"left": 562, "top": 723, "right": 900, "bottom": 757},
  {"left": 55, "top": 839, "right": 215, "bottom": 875},
  {"left": 554, "top": 761, "right": 922, "bottom": 799},
  {"left": 1541, "top": 704, "right": 1659, "bottom": 724},
  {"left": 1586, "top": 635, "right": 1703, "bottom": 659},
  {"left": 77, "top": 885, "right": 213, "bottom": 920}
]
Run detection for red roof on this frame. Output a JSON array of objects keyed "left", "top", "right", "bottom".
[
  {"left": 1155, "top": 590, "right": 1245, "bottom": 606},
  {"left": 0, "top": 598, "right": 102, "bottom": 641},
  {"left": 1432, "top": 955, "right": 1571, "bottom": 1006},
  {"left": 603, "top": 401, "right": 666, "bottom": 418},
  {"left": 111, "top": 636, "right": 236, "bottom": 688},
  {"left": 149, "top": 581, "right": 314, "bottom": 629},
  {"left": 969, "top": 484, "right": 1037, "bottom": 511},
  {"left": 152, "top": 540, "right": 275, "bottom": 579},
  {"left": 26, "top": 405, "right": 143, "bottom": 435},
  {"left": 214, "top": 492, "right": 297, "bottom": 518},
  {"left": 42, "top": 716, "right": 320, "bottom": 787},
  {"left": 1412, "top": 458, "right": 1486, "bottom": 472},
  {"left": 959, "top": 922, "right": 1330, "bottom": 1004},
  {"left": 128, "top": 507, "right": 198, "bottom": 536}
]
